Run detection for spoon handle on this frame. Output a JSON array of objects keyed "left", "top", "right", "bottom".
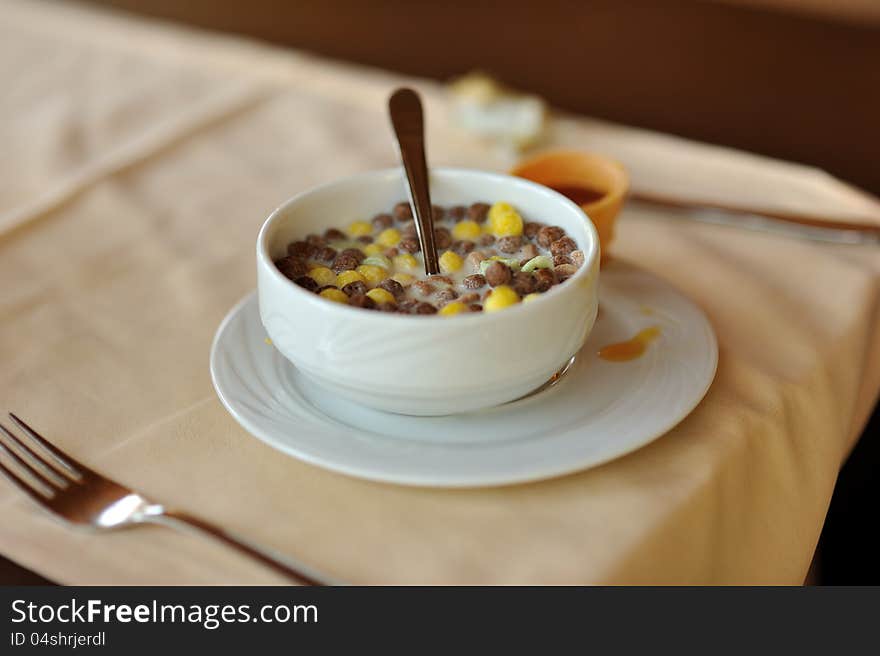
[{"left": 389, "top": 88, "right": 440, "bottom": 275}]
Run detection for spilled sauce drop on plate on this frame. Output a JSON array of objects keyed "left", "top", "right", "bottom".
[{"left": 598, "top": 326, "right": 661, "bottom": 362}]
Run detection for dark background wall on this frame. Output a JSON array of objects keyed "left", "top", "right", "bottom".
[{"left": 89, "top": 0, "right": 880, "bottom": 195}]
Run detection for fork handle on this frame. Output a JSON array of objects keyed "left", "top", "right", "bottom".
[{"left": 143, "top": 510, "right": 322, "bottom": 585}]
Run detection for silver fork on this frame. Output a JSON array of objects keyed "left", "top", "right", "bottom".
[{"left": 0, "top": 413, "right": 321, "bottom": 585}]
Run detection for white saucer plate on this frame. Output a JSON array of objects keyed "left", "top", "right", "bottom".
[{"left": 210, "top": 263, "right": 717, "bottom": 487}]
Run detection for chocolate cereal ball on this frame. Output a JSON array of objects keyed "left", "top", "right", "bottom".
[
  {"left": 484, "top": 261, "right": 512, "bottom": 287},
  {"left": 434, "top": 227, "right": 452, "bottom": 249},
  {"left": 533, "top": 268, "right": 556, "bottom": 292},
  {"left": 428, "top": 275, "right": 454, "bottom": 286},
  {"left": 397, "top": 299, "right": 419, "bottom": 313},
  {"left": 294, "top": 276, "right": 319, "bottom": 292},
  {"left": 448, "top": 205, "right": 467, "bottom": 221},
  {"left": 399, "top": 236, "right": 420, "bottom": 253},
  {"left": 275, "top": 256, "right": 308, "bottom": 280},
  {"left": 466, "top": 251, "right": 486, "bottom": 272},
  {"left": 553, "top": 254, "right": 570, "bottom": 267},
  {"left": 287, "top": 240, "right": 316, "bottom": 258},
  {"left": 511, "top": 271, "right": 536, "bottom": 296},
  {"left": 412, "top": 280, "right": 436, "bottom": 296},
  {"left": 462, "top": 274, "right": 486, "bottom": 289},
  {"left": 372, "top": 213, "right": 393, "bottom": 229},
  {"left": 348, "top": 294, "right": 376, "bottom": 309},
  {"left": 524, "top": 222, "right": 544, "bottom": 239},
  {"left": 521, "top": 243, "right": 539, "bottom": 260},
  {"left": 341, "top": 280, "right": 368, "bottom": 297},
  {"left": 435, "top": 289, "right": 459, "bottom": 306},
  {"left": 393, "top": 202, "right": 413, "bottom": 220},
  {"left": 550, "top": 236, "right": 577, "bottom": 257},
  {"left": 537, "top": 225, "right": 565, "bottom": 247},
  {"left": 554, "top": 264, "right": 578, "bottom": 281},
  {"left": 468, "top": 202, "right": 490, "bottom": 223},
  {"left": 452, "top": 240, "right": 475, "bottom": 256},
  {"left": 315, "top": 246, "right": 337, "bottom": 262},
  {"left": 378, "top": 278, "right": 405, "bottom": 300},
  {"left": 340, "top": 248, "right": 366, "bottom": 263},
  {"left": 497, "top": 235, "right": 522, "bottom": 253},
  {"left": 332, "top": 251, "right": 361, "bottom": 273}
]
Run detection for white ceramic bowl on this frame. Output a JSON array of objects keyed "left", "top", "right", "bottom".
[{"left": 257, "top": 168, "right": 600, "bottom": 415}]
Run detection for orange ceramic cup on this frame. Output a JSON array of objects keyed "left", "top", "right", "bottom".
[{"left": 510, "top": 150, "right": 629, "bottom": 254}]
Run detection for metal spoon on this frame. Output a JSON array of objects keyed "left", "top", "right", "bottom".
[{"left": 388, "top": 87, "right": 440, "bottom": 275}]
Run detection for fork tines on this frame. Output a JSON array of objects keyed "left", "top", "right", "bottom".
[{"left": 0, "top": 413, "right": 80, "bottom": 500}]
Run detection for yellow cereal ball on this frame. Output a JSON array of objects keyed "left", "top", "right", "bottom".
[
  {"left": 439, "top": 250, "right": 463, "bottom": 274},
  {"left": 391, "top": 272, "right": 416, "bottom": 287},
  {"left": 366, "top": 288, "right": 396, "bottom": 305},
  {"left": 346, "top": 221, "right": 372, "bottom": 237},
  {"left": 484, "top": 285, "right": 520, "bottom": 312},
  {"left": 522, "top": 293, "right": 542, "bottom": 303},
  {"left": 488, "top": 201, "right": 524, "bottom": 237},
  {"left": 319, "top": 288, "right": 349, "bottom": 304},
  {"left": 356, "top": 264, "right": 389, "bottom": 286},
  {"left": 363, "top": 243, "right": 383, "bottom": 256},
  {"left": 335, "top": 270, "right": 366, "bottom": 288},
  {"left": 376, "top": 228, "right": 401, "bottom": 247},
  {"left": 452, "top": 220, "right": 481, "bottom": 241},
  {"left": 393, "top": 254, "right": 419, "bottom": 270},
  {"left": 307, "top": 266, "right": 336, "bottom": 287},
  {"left": 438, "top": 301, "right": 468, "bottom": 317}
]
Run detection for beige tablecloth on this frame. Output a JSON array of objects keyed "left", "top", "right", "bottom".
[{"left": 1, "top": 0, "right": 879, "bottom": 584}]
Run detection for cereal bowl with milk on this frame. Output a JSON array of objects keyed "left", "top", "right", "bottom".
[{"left": 256, "top": 168, "right": 599, "bottom": 416}]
